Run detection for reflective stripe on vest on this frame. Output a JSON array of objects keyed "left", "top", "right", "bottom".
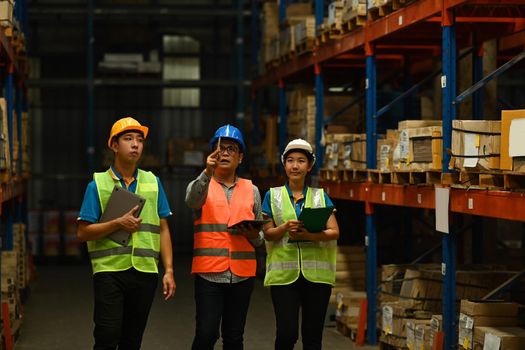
[
  {"left": 88, "top": 169, "right": 161, "bottom": 274},
  {"left": 264, "top": 186, "right": 336, "bottom": 286},
  {"left": 192, "top": 177, "right": 256, "bottom": 277}
]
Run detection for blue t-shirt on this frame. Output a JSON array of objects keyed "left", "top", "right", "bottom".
[
  {"left": 261, "top": 183, "right": 334, "bottom": 219},
  {"left": 78, "top": 166, "right": 172, "bottom": 223}
]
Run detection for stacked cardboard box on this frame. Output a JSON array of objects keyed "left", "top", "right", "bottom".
[
  {"left": 0, "top": 1, "right": 14, "bottom": 27},
  {"left": 451, "top": 120, "right": 501, "bottom": 171},
  {"left": 323, "top": 133, "right": 353, "bottom": 170},
  {"left": 335, "top": 291, "right": 366, "bottom": 335},
  {"left": 458, "top": 300, "right": 521, "bottom": 350},
  {"left": 287, "top": 88, "right": 316, "bottom": 145},
  {"left": 332, "top": 0, "right": 358, "bottom": 30},
  {"left": 13, "top": 223, "right": 28, "bottom": 290},
  {"left": 377, "top": 129, "right": 398, "bottom": 171},
  {"left": 392, "top": 120, "right": 442, "bottom": 171},
  {"left": 1, "top": 251, "right": 21, "bottom": 323},
  {"left": 0, "top": 98, "right": 10, "bottom": 175},
  {"left": 473, "top": 326, "right": 525, "bottom": 350},
  {"left": 501, "top": 109, "right": 525, "bottom": 172},
  {"left": 260, "top": 2, "right": 279, "bottom": 65}
]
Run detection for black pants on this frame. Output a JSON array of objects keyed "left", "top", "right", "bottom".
[
  {"left": 93, "top": 268, "right": 158, "bottom": 350},
  {"left": 270, "top": 274, "right": 332, "bottom": 350},
  {"left": 192, "top": 276, "right": 255, "bottom": 350}
]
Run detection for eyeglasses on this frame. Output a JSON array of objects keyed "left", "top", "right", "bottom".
[{"left": 218, "top": 145, "right": 239, "bottom": 154}]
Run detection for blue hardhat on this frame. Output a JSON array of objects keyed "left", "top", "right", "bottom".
[{"left": 209, "top": 124, "right": 246, "bottom": 152}]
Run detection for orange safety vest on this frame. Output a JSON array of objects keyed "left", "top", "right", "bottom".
[{"left": 192, "top": 177, "right": 257, "bottom": 277}]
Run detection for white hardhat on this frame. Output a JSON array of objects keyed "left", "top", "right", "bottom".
[{"left": 281, "top": 138, "right": 316, "bottom": 165}]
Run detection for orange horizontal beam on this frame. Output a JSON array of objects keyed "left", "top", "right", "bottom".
[
  {"left": 336, "top": 53, "right": 405, "bottom": 61},
  {"left": 499, "top": 31, "right": 525, "bottom": 51},
  {"left": 320, "top": 181, "right": 525, "bottom": 222},
  {"left": 427, "top": 17, "right": 525, "bottom": 23}
]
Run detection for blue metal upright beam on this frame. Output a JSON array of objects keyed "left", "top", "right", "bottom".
[
  {"left": 279, "top": 0, "right": 286, "bottom": 26},
  {"left": 315, "top": 0, "right": 323, "bottom": 35},
  {"left": 87, "top": 0, "right": 95, "bottom": 173},
  {"left": 278, "top": 80, "right": 287, "bottom": 155},
  {"left": 315, "top": 63, "right": 324, "bottom": 172},
  {"left": 251, "top": 0, "right": 260, "bottom": 146},
  {"left": 472, "top": 37, "right": 483, "bottom": 120},
  {"left": 235, "top": 0, "right": 246, "bottom": 133},
  {"left": 442, "top": 10, "right": 457, "bottom": 350},
  {"left": 365, "top": 43, "right": 378, "bottom": 345}
]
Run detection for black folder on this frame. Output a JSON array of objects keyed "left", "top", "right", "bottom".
[{"left": 100, "top": 186, "right": 146, "bottom": 246}]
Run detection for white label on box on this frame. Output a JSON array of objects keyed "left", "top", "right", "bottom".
[
  {"left": 399, "top": 129, "right": 409, "bottom": 160},
  {"left": 380, "top": 144, "right": 390, "bottom": 171},
  {"left": 483, "top": 333, "right": 501, "bottom": 350},
  {"left": 382, "top": 305, "right": 393, "bottom": 334},
  {"left": 365, "top": 78, "right": 369, "bottom": 89},
  {"left": 406, "top": 321, "right": 415, "bottom": 349},
  {"left": 468, "top": 198, "right": 473, "bottom": 210},
  {"left": 509, "top": 118, "right": 525, "bottom": 157},
  {"left": 459, "top": 313, "right": 474, "bottom": 349},
  {"left": 463, "top": 133, "right": 479, "bottom": 167},
  {"left": 344, "top": 144, "right": 352, "bottom": 168}
]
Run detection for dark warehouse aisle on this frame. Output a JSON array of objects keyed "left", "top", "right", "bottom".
[{"left": 15, "top": 257, "right": 372, "bottom": 350}]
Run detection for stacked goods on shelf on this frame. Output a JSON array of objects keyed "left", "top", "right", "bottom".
[
  {"left": 0, "top": 0, "right": 13, "bottom": 27},
  {"left": 473, "top": 326, "right": 525, "bottom": 350},
  {"left": 377, "top": 129, "right": 398, "bottom": 172},
  {"left": 458, "top": 300, "right": 522, "bottom": 350},
  {"left": 330, "top": 0, "right": 358, "bottom": 34},
  {"left": 11, "top": 110, "right": 19, "bottom": 174},
  {"left": 260, "top": 2, "right": 279, "bottom": 68},
  {"left": 332, "top": 246, "right": 366, "bottom": 337},
  {"left": 392, "top": 120, "right": 442, "bottom": 171},
  {"left": 289, "top": 15, "right": 315, "bottom": 53},
  {"left": 279, "top": 4, "right": 313, "bottom": 60},
  {"left": 286, "top": 88, "right": 315, "bottom": 145},
  {"left": 500, "top": 109, "right": 525, "bottom": 173},
  {"left": 64, "top": 210, "right": 81, "bottom": 257},
  {"left": 323, "top": 133, "right": 367, "bottom": 171},
  {"left": 451, "top": 120, "right": 501, "bottom": 171},
  {"left": 166, "top": 138, "right": 207, "bottom": 167},
  {"left": 1, "top": 223, "right": 29, "bottom": 326},
  {"left": 379, "top": 264, "right": 518, "bottom": 349}
]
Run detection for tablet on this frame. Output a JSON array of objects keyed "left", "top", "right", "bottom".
[
  {"left": 100, "top": 186, "right": 146, "bottom": 246},
  {"left": 227, "top": 219, "right": 270, "bottom": 230}
]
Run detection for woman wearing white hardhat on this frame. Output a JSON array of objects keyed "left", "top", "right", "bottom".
[{"left": 262, "top": 138, "right": 339, "bottom": 350}]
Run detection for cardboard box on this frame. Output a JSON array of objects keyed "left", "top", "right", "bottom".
[
  {"left": 451, "top": 120, "right": 501, "bottom": 170},
  {"left": 460, "top": 300, "right": 520, "bottom": 317},
  {"left": 501, "top": 109, "right": 525, "bottom": 172},
  {"left": 459, "top": 313, "right": 519, "bottom": 349},
  {"left": 473, "top": 326, "right": 525, "bottom": 350}
]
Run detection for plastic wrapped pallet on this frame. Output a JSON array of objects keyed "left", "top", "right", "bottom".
[{"left": 451, "top": 120, "right": 501, "bottom": 171}]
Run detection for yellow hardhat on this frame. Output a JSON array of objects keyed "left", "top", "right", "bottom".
[{"left": 107, "top": 117, "right": 149, "bottom": 148}]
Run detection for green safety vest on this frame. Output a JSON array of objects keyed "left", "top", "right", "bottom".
[
  {"left": 264, "top": 186, "right": 337, "bottom": 287},
  {"left": 87, "top": 169, "right": 161, "bottom": 274}
]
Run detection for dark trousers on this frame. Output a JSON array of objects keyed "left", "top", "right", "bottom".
[
  {"left": 192, "top": 276, "right": 255, "bottom": 350},
  {"left": 93, "top": 268, "right": 158, "bottom": 350},
  {"left": 270, "top": 274, "right": 332, "bottom": 350}
]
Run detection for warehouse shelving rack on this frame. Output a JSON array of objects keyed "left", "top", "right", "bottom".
[{"left": 251, "top": 0, "right": 525, "bottom": 348}]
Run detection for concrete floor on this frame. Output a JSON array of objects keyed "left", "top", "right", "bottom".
[{"left": 16, "top": 257, "right": 378, "bottom": 350}]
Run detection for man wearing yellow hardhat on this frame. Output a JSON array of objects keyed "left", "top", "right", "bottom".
[{"left": 77, "top": 117, "right": 176, "bottom": 350}]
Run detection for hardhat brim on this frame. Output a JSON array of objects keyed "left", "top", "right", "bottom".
[{"left": 107, "top": 125, "right": 149, "bottom": 148}]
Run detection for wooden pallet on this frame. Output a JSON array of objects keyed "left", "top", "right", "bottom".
[
  {"left": 315, "top": 27, "right": 331, "bottom": 47},
  {"left": 391, "top": 170, "right": 441, "bottom": 185},
  {"left": 336, "top": 320, "right": 357, "bottom": 340},
  {"left": 504, "top": 172, "right": 525, "bottom": 191},
  {"left": 330, "top": 16, "right": 361, "bottom": 38},
  {"left": 320, "top": 168, "right": 343, "bottom": 182},
  {"left": 452, "top": 170, "right": 505, "bottom": 190},
  {"left": 368, "top": 170, "right": 392, "bottom": 184},
  {"left": 295, "top": 39, "right": 315, "bottom": 56},
  {"left": 368, "top": 1, "right": 394, "bottom": 21},
  {"left": 379, "top": 333, "right": 408, "bottom": 349}
]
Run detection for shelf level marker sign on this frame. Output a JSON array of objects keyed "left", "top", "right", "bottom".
[
  {"left": 417, "top": 193, "right": 422, "bottom": 204},
  {"left": 382, "top": 192, "right": 386, "bottom": 201},
  {"left": 468, "top": 198, "right": 473, "bottom": 210},
  {"left": 350, "top": 189, "right": 354, "bottom": 198},
  {"left": 398, "top": 16, "right": 403, "bottom": 26},
  {"left": 435, "top": 187, "right": 450, "bottom": 234}
]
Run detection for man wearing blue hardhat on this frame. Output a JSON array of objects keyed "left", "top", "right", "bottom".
[{"left": 185, "top": 124, "right": 263, "bottom": 349}]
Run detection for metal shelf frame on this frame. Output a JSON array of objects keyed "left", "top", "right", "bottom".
[{"left": 251, "top": 0, "right": 525, "bottom": 348}]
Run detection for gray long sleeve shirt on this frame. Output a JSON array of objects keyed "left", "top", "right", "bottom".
[{"left": 185, "top": 170, "right": 263, "bottom": 283}]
